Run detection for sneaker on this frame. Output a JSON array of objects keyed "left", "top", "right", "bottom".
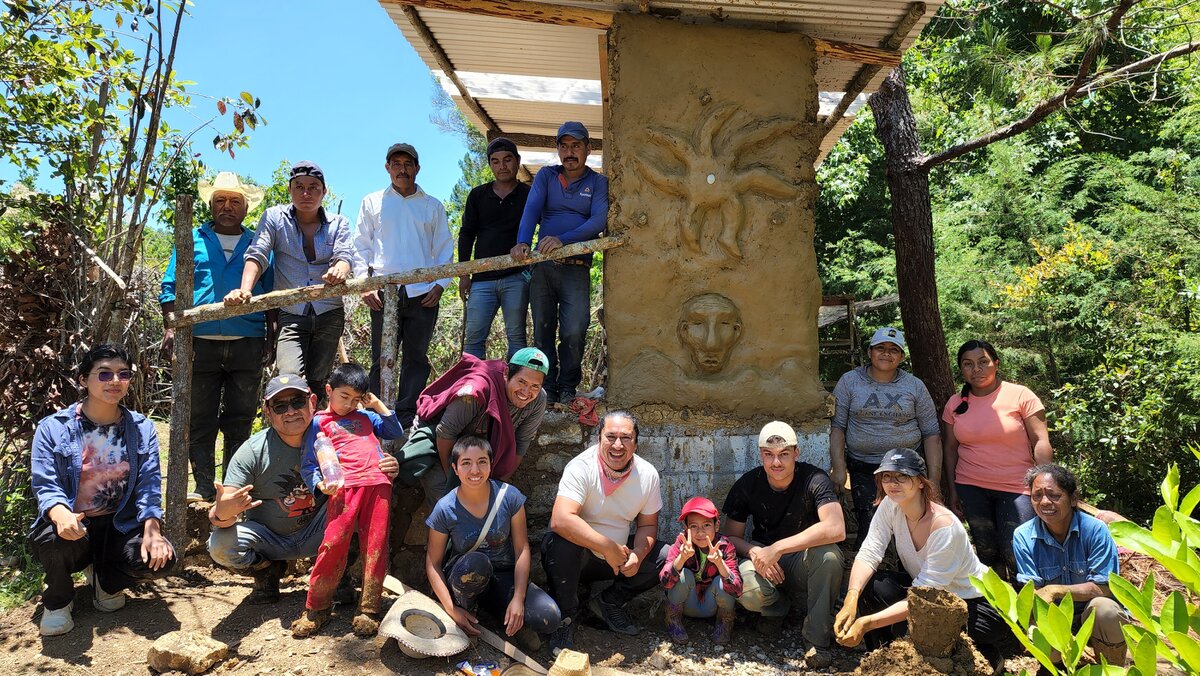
[
  {"left": 549, "top": 619, "right": 574, "bottom": 657},
  {"left": 39, "top": 601, "right": 74, "bottom": 636},
  {"left": 588, "top": 593, "right": 641, "bottom": 636},
  {"left": 247, "top": 560, "right": 285, "bottom": 604},
  {"left": 804, "top": 645, "right": 834, "bottom": 670},
  {"left": 84, "top": 564, "right": 126, "bottom": 612}
]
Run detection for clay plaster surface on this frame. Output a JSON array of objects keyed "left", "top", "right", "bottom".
[{"left": 604, "top": 14, "right": 830, "bottom": 421}]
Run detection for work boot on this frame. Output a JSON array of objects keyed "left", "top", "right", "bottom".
[
  {"left": 291, "top": 608, "right": 331, "bottom": 637},
  {"left": 711, "top": 606, "right": 736, "bottom": 645},
  {"left": 247, "top": 560, "right": 286, "bottom": 604},
  {"left": 804, "top": 644, "right": 834, "bottom": 669},
  {"left": 664, "top": 600, "right": 688, "bottom": 642},
  {"left": 757, "top": 614, "right": 785, "bottom": 640},
  {"left": 351, "top": 612, "right": 382, "bottom": 637},
  {"left": 589, "top": 592, "right": 642, "bottom": 636},
  {"left": 550, "top": 618, "right": 575, "bottom": 657}
]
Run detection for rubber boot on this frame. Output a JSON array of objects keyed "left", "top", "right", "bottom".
[
  {"left": 664, "top": 600, "right": 688, "bottom": 642},
  {"left": 712, "top": 606, "right": 735, "bottom": 645}
]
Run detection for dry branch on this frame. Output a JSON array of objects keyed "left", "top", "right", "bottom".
[
  {"left": 168, "top": 235, "right": 626, "bottom": 328},
  {"left": 165, "top": 196, "right": 194, "bottom": 553}
]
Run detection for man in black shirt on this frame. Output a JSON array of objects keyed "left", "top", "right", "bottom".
[
  {"left": 723, "top": 421, "right": 845, "bottom": 668},
  {"left": 459, "top": 137, "right": 531, "bottom": 360}
]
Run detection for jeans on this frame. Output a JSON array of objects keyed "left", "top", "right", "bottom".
[
  {"left": 955, "top": 482, "right": 1035, "bottom": 579},
  {"left": 190, "top": 337, "right": 265, "bottom": 499},
  {"left": 29, "top": 514, "right": 179, "bottom": 611},
  {"left": 276, "top": 307, "right": 345, "bottom": 400},
  {"left": 737, "top": 543, "right": 844, "bottom": 648},
  {"left": 540, "top": 531, "right": 668, "bottom": 622},
  {"left": 847, "top": 455, "right": 882, "bottom": 542},
  {"left": 464, "top": 274, "right": 529, "bottom": 360},
  {"left": 207, "top": 502, "right": 328, "bottom": 570},
  {"left": 370, "top": 286, "right": 439, "bottom": 428},
  {"left": 665, "top": 573, "right": 737, "bottom": 619},
  {"left": 529, "top": 262, "right": 590, "bottom": 399},
  {"left": 857, "top": 569, "right": 1019, "bottom": 669},
  {"left": 447, "top": 551, "right": 561, "bottom": 634}
]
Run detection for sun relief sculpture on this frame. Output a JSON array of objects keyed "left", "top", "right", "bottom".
[{"left": 632, "top": 102, "right": 801, "bottom": 259}]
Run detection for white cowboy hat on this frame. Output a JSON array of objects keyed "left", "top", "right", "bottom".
[
  {"left": 197, "top": 171, "right": 265, "bottom": 210},
  {"left": 379, "top": 587, "right": 470, "bottom": 659}
]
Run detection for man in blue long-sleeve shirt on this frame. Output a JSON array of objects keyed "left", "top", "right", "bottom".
[{"left": 511, "top": 121, "right": 608, "bottom": 403}]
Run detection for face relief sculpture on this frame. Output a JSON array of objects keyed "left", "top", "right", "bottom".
[{"left": 677, "top": 293, "right": 743, "bottom": 374}]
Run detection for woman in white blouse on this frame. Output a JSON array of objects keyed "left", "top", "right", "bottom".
[{"left": 833, "top": 448, "right": 1016, "bottom": 670}]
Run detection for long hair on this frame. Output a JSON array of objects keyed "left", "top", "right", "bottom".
[{"left": 953, "top": 339, "right": 1000, "bottom": 415}]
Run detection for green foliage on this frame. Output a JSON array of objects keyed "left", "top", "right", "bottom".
[
  {"left": 971, "top": 568, "right": 1113, "bottom": 675},
  {"left": 1107, "top": 451, "right": 1200, "bottom": 675}
]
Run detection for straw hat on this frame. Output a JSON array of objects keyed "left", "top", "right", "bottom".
[
  {"left": 379, "top": 588, "right": 470, "bottom": 659},
  {"left": 197, "top": 172, "right": 264, "bottom": 210}
]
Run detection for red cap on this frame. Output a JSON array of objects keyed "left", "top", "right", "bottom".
[{"left": 677, "top": 496, "right": 719, "bottom": 523}]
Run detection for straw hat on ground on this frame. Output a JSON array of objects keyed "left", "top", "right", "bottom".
[
  {"left": 197, "top": 172, "right": 264, "bottom": 210},
  {"left": 379, "top": 587, "right": 470, "bottom": 659}
]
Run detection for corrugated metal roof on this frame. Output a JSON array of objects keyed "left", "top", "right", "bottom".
[{"left": 380, "top": 0, "right": 942, "bottom": 166}]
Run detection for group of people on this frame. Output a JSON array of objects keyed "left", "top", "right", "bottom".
[
  {"left": 159, "top": 122, "right": 606, "bottom": 504},
  {"left": 25, "top": 118, "right": 1131, "bottom": 671}
]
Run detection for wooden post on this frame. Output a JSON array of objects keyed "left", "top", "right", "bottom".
[
  {"left": 165, "top": 195, "right": 194, "bottom": 558},
  {"left": 378, "top": 286, "right": 401, "bottom": 410}
]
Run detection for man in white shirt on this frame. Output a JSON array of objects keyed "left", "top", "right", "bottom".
[
  {"left": 541, "top": 411, "right": 668, "bottom": 655},
  {"left": 354, "top": 143, "right": 454, "bottom": 429}
]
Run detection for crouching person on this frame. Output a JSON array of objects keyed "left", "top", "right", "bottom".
[
  {"left": 425, "top": 437, "right": 561, "bottom": 648},
  {"left": 206, "top": 375, "right": 398, "bottom": 603},
  {"left": 30, "top": 344, "right": 178, "bottom": 636},
  {"left": 1013, "top": 464, "right": 1131, "bottom": 668},
  {"left": 659, "top": 497, "right": 742, "bottom": 645}
]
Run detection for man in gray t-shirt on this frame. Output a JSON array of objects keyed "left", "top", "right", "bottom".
[
  {"left": 829, "top": 327, "right": 941, "bottom": 545},
  {"left": 206, "top": 374, "right": 398, "bottom": 602}
]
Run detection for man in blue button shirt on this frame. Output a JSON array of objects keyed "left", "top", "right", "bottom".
[
  {"left": 512, "top": 122, "right": 608, "bottom": 404},
  {"left": 1012, "top": 464, "right": 1129, "bottom": 667},
  {"left": 160, "top": 172, "right": 274, "bottom": 502},
  {"left": 225, "top": 161, "right": 357, "bottom": 406}
]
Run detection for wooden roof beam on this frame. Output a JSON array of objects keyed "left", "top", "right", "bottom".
[
  {"left": 821, "top": 1, "right": 925, "bottom": 136},
  {"left": 380, "top": 0, "right": 903, "bottom": 67},
  {"left": 487, "top": 129, "right": 605, "bottom": 151}
]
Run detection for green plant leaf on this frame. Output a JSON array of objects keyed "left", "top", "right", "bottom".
[
  {"left": 1181, "top": 484, "right": 1200, "bottom": 519},
  {"left": 1065, "top": 607, "right": 1095, "bottom": 669},
  {"left": 1111, "top": 520, "right": 1168, "bottom": 558},
  {"left": 1016, "top": 580, "right": 1036, "bottom": 624},
  {"left": 1162, "top": 463, "right": 1180, "bottom": 510},
  {"left": 1166, "top": 631, "right": 1200, "bottom": 672},
  {"left": 1163, "top": 592, "right": 1190, "bottom": 634},
  {"left": 1039, "top": 593, "right": 1074, "bottom": 655},
  {"left": 240, "top": 91, "right": 253, "bottom": 106},
  {"left": 1152, "top": 505, "right": 1181, "bottom": 545},
  {"left": 1172, "top": 510, "right": 1200, "bottom": 550},
  {"left": 1109, "top": 572, "right": 1155, "bottom": 631},
  {"left": 1132, "top": 634, "right": 1158, "bottom": 676}
]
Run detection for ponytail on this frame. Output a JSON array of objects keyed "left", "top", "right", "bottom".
[{"left": 953, "top": 382, "right": 971, "bottom": 414}]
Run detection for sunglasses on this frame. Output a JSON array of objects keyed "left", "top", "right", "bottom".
[
  {"left": 268, "top": 396, "right": 309, "bottom": 415},
  {"left": 94, "top": 370, "right": 134, "bottom": 382}
]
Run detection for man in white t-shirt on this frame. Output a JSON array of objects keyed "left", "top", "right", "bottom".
[
  {"left": 159, "top": 172, "right": 275, "bottom": 502},
  {"left": 541, "top": 411, "right": 667, "bottom": 656}
]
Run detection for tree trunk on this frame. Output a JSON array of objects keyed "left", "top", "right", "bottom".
[{"left": 868, "top": 67, "right": 955, "bottom": 410}]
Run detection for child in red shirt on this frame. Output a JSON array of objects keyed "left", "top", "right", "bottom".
[{"left": 292, "top": 363, "right": 403, "bottom": 638}]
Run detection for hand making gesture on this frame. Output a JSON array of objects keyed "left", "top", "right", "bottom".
[{"left": 674, "top": 530, "right": 696, "bottom": 572}]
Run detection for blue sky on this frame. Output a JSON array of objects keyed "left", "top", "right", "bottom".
[{"left": 167, "top": 0, "right": 468, "bottom": 211}]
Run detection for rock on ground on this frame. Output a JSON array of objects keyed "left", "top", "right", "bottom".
[{"left": 147, "top": 630, "right": 229, "bottom": 674}]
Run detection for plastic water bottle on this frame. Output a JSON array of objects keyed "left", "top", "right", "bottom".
[{"left": 314, "top": 432, "right": 343, "bottom": 490}]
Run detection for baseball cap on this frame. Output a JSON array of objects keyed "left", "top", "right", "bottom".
[
  {"left": 386, "top": 142, "right": 419, "bottom": 164},
  {"left": 869, "top": 326, "right": 906, "bottom": 350},
  {"left": 486, "top": 137, "right": 519, "bottom": 159},
  {"left": 509, "top": 347, "right": 550, "bottom": 375},
  {"left": 289, "top": 160, "right": 325, "bottom": 186},
  {"left": 758, "top": 421, "right": 798, "bottom": 448},
  {"left": 677, "top": 496, "right": 719, "bottom": 523},
  {"left": 875, "top": 448, "right": 927, "bottom": 477},
  {"left": 556, "top": 121, "right": 589, "bottom": 143},
  {"left": 264, "top": 374, "right": 311, "bottom": 400}
]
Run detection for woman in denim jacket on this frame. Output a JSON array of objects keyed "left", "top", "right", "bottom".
[{"left": 29, "top": 344, "right": 177, "bottom": 636}]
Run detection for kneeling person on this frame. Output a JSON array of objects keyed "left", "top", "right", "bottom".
[
  {"left": 724, "top": 421, "right": 845, "bottom": 669},
  {"left": 542, "top": 411, "right": 668, "bottom": 655},
  {"left": 1013, "top": 464, "right": 1130, "bottom": 667}
]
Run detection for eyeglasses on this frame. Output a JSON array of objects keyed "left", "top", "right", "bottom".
[
  {"left": 879, "top": 472, "right": 913, "bottom": 485},
  {"left": 94, "top": 370, "right": 134, "bottom": 382},
  {"left": 268, "top": 396, "right": 309, "bottom": 415}
]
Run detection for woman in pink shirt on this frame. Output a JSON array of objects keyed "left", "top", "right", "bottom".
[{"left": 943, "top": 340, "right": 1052, "bottom": 580}]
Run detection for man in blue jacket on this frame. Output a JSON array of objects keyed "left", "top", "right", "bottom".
[
  {"left": 511, "top": 122, "right": 608, "bottom": 404},
  {"left": 161, "top": 172, "right": 274, "bottom": 503}
]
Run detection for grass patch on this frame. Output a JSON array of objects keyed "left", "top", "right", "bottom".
[{"left": 0, "top": 547, "right": 43, "bottom": 611}]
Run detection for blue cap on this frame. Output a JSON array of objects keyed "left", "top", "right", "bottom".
[{"left": 556, "top": 121, "right": 589, "bottom": 143}]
